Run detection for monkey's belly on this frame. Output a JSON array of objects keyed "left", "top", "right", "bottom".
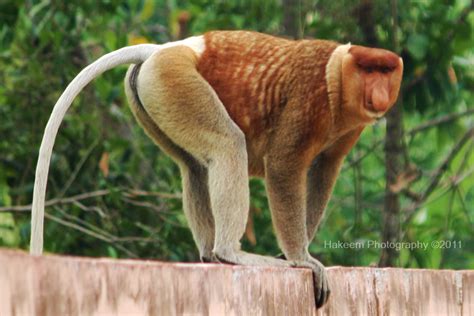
[
  {"left": 244, "top": 136, "right": 269, "bottom": 177},
  {"left": 247, "top": 149, "right": 265, "bottom": 177}
]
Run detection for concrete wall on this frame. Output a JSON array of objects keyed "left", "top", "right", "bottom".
[{"left": 0, "top": 249, "right": 472, "bottom": 315}]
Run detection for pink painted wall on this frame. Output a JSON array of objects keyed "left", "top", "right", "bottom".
[{"left": 0, "top": 249, "right": 472, "bottom": 315}]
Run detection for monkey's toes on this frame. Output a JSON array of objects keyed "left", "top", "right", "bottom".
[
  {"left": 293, "top": 259, "right": 330, "bottom": 308},
  {"left": 200, "top": 255, "right": 218, "bottom": 263},
  {"left": 314, "top": 268, "right": 330, "bottom": 308}
]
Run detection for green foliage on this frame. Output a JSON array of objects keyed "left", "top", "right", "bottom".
[{"left": 0, "top": 0, "right": 472, "bottom": 269}]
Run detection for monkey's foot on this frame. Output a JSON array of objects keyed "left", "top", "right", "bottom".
[
  {"left": 214, "top": 249, "right": 292, "bottom": 267},
  {"left": 214, "top": 249, "right": 328, "bottom": 308},
  {"left": 292, "top": 257, "right": 330, "bottom": 308},
  {"left": 200, "top": 255, "right": 218, "bottom": 263}
]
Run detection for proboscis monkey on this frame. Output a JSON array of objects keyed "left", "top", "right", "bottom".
[{"left": 30, "top": 31, "right": 403, "bottom": 307}]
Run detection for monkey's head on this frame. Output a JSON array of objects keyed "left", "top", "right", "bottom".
[{"left": 341, "top": 45, "right": 403, "bottom": 122}]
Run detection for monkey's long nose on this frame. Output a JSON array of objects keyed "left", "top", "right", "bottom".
[{"left": 371, "top": 85, "right": 390, "bottom": 112}]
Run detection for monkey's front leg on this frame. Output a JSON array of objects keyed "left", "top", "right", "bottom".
[
  {"left": 265, "top": 159, "right": 330, "bottom": 307},
  {"left": 306, "top": 154, "right": 345, "bottom": 242},
  {"left": 306, "top": 129, "right": 364, "bottom": 241}
]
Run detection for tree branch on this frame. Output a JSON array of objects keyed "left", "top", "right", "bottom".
[
  {"left": 57, "top": 138, "right": 99, "bottom": 199},
  {"left": 408, "top": 108, "right": 474, "bottom": 136},
  {"left": 124, "top": 189, "right": 182, "bottom": 199},
  {"left": 419, "top": 127, "right": 473, "bottom": 201},
  {"left": 0, "top": 188, "right": 181, "bottom": 212},
  {"left": 121, "top": 198, "right": 170, "bottom": 214},
  {"left": 0, "top": 190, "right": 111, "bottom": 212},
  {"left": 404, "top": 127, "right": 474, "bottom": 222},
  {"left": 45, "top": 210, "right": 139, "bottom": 258},
  {"left": 343, "top": 108, "right": 474, "bottom": 170}
]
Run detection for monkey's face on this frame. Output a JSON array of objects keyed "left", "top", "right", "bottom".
[{"left": 341, "top": 45, "right": 403, "bottom": 122}]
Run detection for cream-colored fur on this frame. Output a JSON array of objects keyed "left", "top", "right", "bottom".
[{"left": 325, "top": 43, "right": 351, "bottom": 122}]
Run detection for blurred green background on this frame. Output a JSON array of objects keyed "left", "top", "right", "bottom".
[{"left": 0, "top": 0, "right": 472, "bottom": 269}]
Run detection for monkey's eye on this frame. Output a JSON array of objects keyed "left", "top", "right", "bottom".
[
  {"left": 380, "top": 67, "right": 392, "bottom": 74},
  {"left": 365, "top": 67, "right": 374, "bottom": 73}
]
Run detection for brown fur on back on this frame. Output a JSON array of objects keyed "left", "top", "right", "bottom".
[
  {"left": 197, "top": 31, "right": 294, "bottom": 136},
  {"left": 197, "top": 32, "right": 338, "bottom": 135},
  {"left": 197, "top": 31, "right": 339, "bottom": 174}
]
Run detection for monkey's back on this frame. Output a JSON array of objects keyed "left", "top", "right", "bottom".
[{"left": 197, "top": 31, "right": 295, "bottom": 137}]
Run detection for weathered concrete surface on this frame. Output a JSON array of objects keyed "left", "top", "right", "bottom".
[
  {"left": 0, "top": 249, "right": 472, "bottom": 315},
  {"left": 319, "top": 266, "right": 473, "bottom": 316}
]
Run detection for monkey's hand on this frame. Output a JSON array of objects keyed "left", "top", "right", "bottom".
[{"left": 292, "top": 257, "right": 329, "bottom": 308}]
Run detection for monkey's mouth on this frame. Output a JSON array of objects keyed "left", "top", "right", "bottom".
[{"left": 364, "top": 100, "right": 385, "bottom": 118}]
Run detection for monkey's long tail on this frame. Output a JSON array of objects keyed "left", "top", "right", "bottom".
[{"left": 30, "top": 44, "right": 160, "bottom": 255}]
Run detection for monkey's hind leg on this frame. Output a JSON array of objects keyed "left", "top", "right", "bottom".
[
  {"left": 180, "top": 162, "right": 215, "bottom": 262},
  {"left": 135, "top": 46, "right": 292, "bottom": 268},
  {"left": 125, "top": 64, "right": 215, "bottom": 261}
]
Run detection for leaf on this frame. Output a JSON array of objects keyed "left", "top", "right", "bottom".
[
  {"left": 389, "top": 164, "right": 421, "bottom": 193},
  {"left": 0, "top": 213, "right": 20, "bottom": 247},
  {"left": 447, "top": 66, "right": 457, "bottom": 84},
  {"left": 128, "top": 35, "right": 149, "bottom": 46},
  {"left": 107, "top": 246, "right": 118, "bottom": 258},
  {"left": 140, "top": 0, "right": 155, "bottom": 22},
  {"left": 99, "top": 152, "right": 110, "bottom": 178},
  {"left": 0, "top": 175, "right": 11, "bottom": 207},
  {"left": 406, "top": 34, "right": 430, "bottom": 60}
]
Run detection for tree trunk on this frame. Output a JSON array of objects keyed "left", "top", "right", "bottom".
[
  {"left": 380, "top": 104, "right": 403, "bottom": 267},
  {"left": 282, "top": 0, "right": 301, "bottom": 39},
  {"left": 356, "top": 0, "right": 404, "bottom": 266},
  {"left": 379, "top": 0, "right": 403, "bottom": 267}
]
